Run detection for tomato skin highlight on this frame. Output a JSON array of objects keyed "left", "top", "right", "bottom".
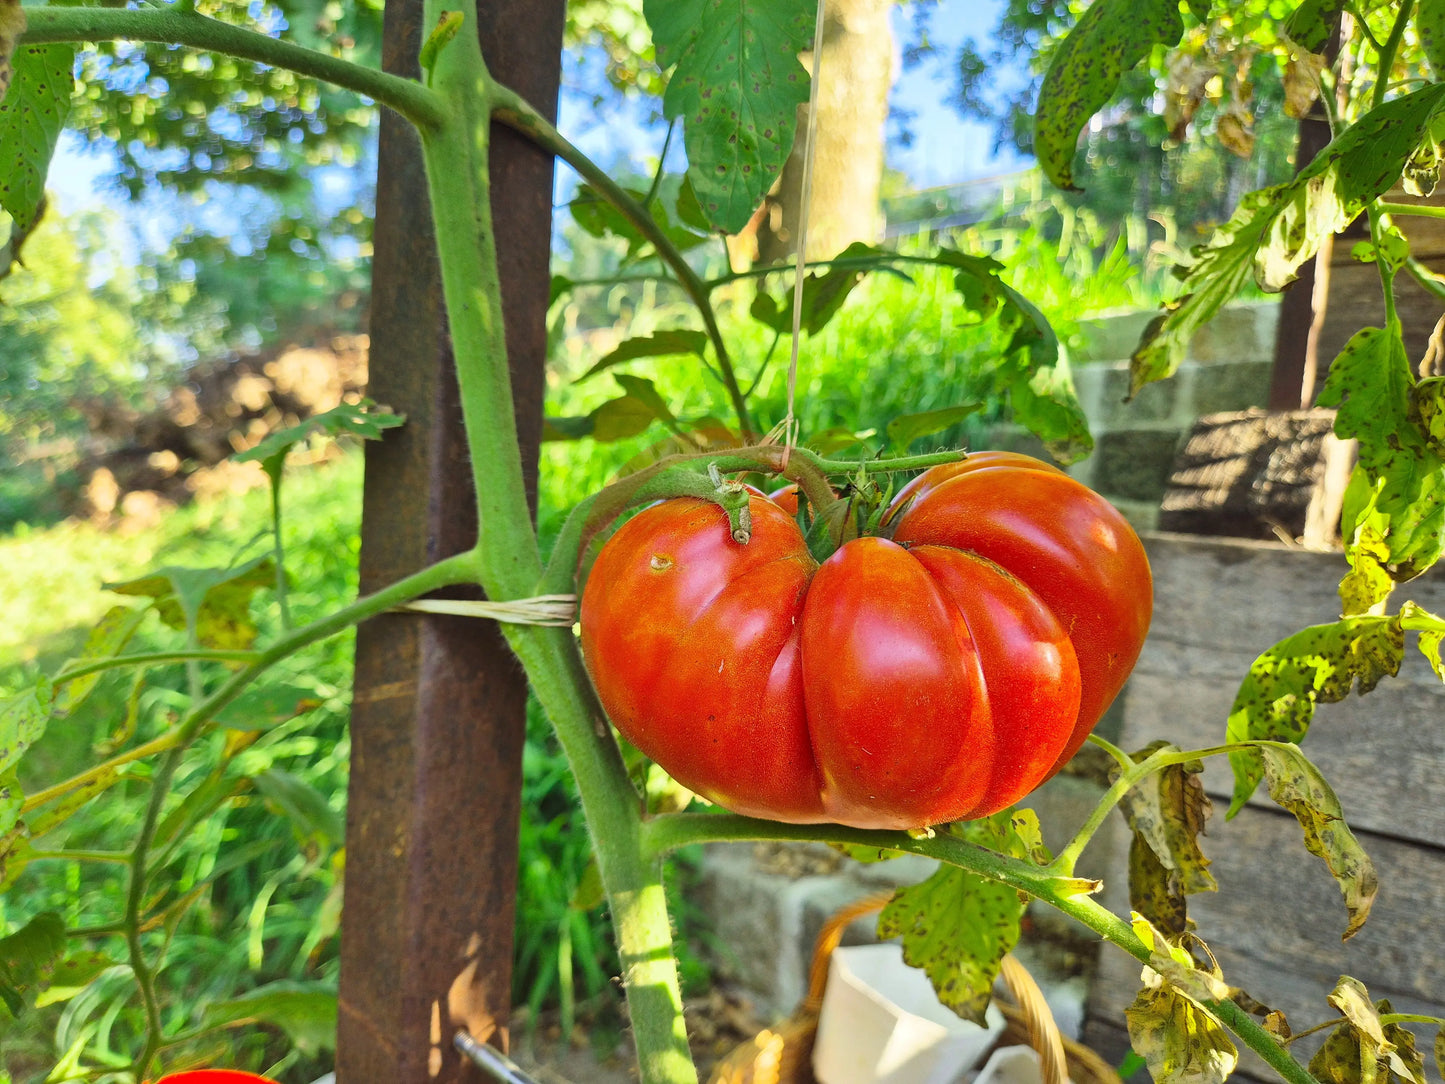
[
  {"left": 579, "top": 454, "right": 1150, "bottom": 829},
  {"left": 888, "top": 455, "right": 1152, "bottom": 771}
]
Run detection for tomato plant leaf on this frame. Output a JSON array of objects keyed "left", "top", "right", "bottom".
[
  {"left": 0, "top": 825, "right": 29, "bottom": 893},
  {"left": 253, "top": 768, "right": 345, "bottom": 860},
  {"left": 646, "top": 0, "right": 813, "bottom": 233},
  {"left": 0, "top": 41, "right": 73, "bottom": 238},
  {"left": 1285, "top": 0, "right": 1348, "bottom": 54},
  {"left": 233, "top": 398, "right": 405, "bottom": 479},
  {"left": 0, "top": 678, "right": 53, "bottom": 778},
  {"left": 934, "top": 249, "right": 1091, "bottom": 462},
  {"left": 1319, "top": 329, "right": 1414, "bottom": 484},
  {"left": 1259, "top": 744, "right": 1378, "bottom": 939},
  {"left": 106, "top": 556, "right": 276, "bottom": 651},
  {"left": 0, "top": 911, "right": 64, "bottom": 1018},
  {"left": 1125, "top": 917, "right": 1237, "bottom": 1084},
  {"left": 52, "top": 605, "right": 147, "bottom": 717},
  {"left": 577, "top": 330, "right": 709, "bottom": 383},
  {"left": 1186, "top": 0, "right": 1211, "bottom": 21},
  {"left": 885, "top": 404, "right": 982, "bottom": 451},
  {"left": 1133, "top": 85, "right": 1445, "bottom": 393},
  {"left": 1118, "top": 744, "right": 1216, "bottom": 935},
  {"left": 1434, "top": 1029, "right": 1444, "bottom": 1083},
  {"left": 32, "top": 951, "right": 117, "bottom": 1009},
  {"left": 0, "top": 768, "right": 19, "bottom": 839},
  {"left": 0, "top": 0, "right": 21, "bottom": 102},
  {"left": 544, "top": 394, "right": 661, "bottom": 443},
  {"left": 1310, "top": 981, "right": 1425, "bottom": 1084},
  {"left": 1419, "top": 0, "right": 1445, "bottom": 79},
  {"left": 202, "top": 980, "right": 338, "bottom": 1055},
  {"left": 877, "top": 810, "right": 1045, "bottom": 1024},
  {"left": 214, "top": 682, "right": 324, "bottom": 731},
  {"left": 1034, "top": 0, "right": 1184, "bottom": 191},
  {"left": 26, "top": 764, "right": 121, "bottom": 841},
  {"left": 1225, "top": 616, "right": 1404, "bottom": 814}
]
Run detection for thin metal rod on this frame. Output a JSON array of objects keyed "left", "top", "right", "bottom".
[{"left": 454, "top": 1031, "right": 541, "bottom": 1084}]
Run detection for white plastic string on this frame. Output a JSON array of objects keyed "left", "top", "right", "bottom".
[{"left": 780, "top": 0, "right": 828, "bottom": 467}]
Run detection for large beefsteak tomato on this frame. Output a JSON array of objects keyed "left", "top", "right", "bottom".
[{"left": 579, "top": 453, "right": 1151, "bottom": 830}]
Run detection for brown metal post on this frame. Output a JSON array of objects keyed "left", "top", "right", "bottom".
[{"left": 335, "top": 1, "right": 564, "bottom": 1080}]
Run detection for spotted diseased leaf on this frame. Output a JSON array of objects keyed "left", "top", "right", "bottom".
[
  {"left": 106, "top": 556, "right": 275, "bottom": 652},
  {"left": 0, "top": 42, "right": 74, "bottom": 238},
  {"left": 1118, "top": 745, "right": 1216, "bottom": 935},
  {"left": 1259, "top": 745, "right": 1378, "bottom": 939},
  {"left": 577, "top": 330, "right": 709, "bottom": 384},
  {"left": 0, "top": 911, "right": 64, "bottom": 1018},
  {"left": 877, "top": 810, "right": 1047, "bottom": 1024},
  {"left": 233, "top": 399, "right": 404, "bottom": 480},
  {"left": 202, "top": 980, "right": 338, "bottom": 1055},
  {"left": 1320, "top": 329, "right": 1415, "bottom": 482},
  {"left": 1125, "top": 918, "right": 1237, "bottom": 1084},
  {"left": 1419, "top": 0, "right": 1445, "bottom": 80},
  {"left": 53, "top": 605, "right": 147, "bottom": 717},
  {"left": 1225, "top": 616, "right": 1403, "bottom": 814},
  {"left": 33, "top": 950, "right": 116, "bottom": 1009},
  {"left": 646, "top": 0, "right": 813, "bottom": 232},
  {"left": 1034, "top": 0, "right": 1184, "bottom": 191},
  {"left": 1311, "top": 981, "right": 1425, "bottom": 1084},
  {"left": 1338, "top": 512, "right": 1395, "bottom": 616},
  {"left": 1134, "top": 85, "right": 1445, "bottom": 393},
  {"left": 0, "top": 678, "right": 52, "bottom": 778},
  {"left": 1285, "top": 0, "right": 1348, "bottom": 54}
]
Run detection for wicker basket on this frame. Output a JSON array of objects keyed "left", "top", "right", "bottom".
[{"left": 706, "top": 893, "right": 1122, "bottom": 1084}]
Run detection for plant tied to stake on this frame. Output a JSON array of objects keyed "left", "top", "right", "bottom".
[{"left": 580, "top": 452, "right": 1153, "bottom": 829}]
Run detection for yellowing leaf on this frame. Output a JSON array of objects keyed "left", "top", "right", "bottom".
[{"left": 1259, "top": 745, "right": 1378, "bottom": 939}]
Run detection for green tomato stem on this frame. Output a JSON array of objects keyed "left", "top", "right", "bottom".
[
  {"left": 489, "top": 84, "right": 752, "bottom": 437},
  {"left": 19, "top": 6, "right": 446, "bottom": 130},
  {"left": 641, "top": 812, "right": 1321, "bottom": 1084},
  {"left": 52, "top": 650, "right": 263, "bottom": 685},
  {"left": 1372, "top": 0, "right": 1415, "bottom": 110},
  {"left": 1377, "top": 201, "right": 1445, "bottom": 221}
]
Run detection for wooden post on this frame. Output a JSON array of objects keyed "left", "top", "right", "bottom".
[{"left": 335, "top": 2, "right": 564, "bottom": 1080}]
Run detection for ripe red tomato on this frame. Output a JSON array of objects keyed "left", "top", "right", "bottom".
[
  {"left": 154, "top": 1072, "right": 273, "bottom": 1083},
  {"left": 579, "top": 454, "right": 1151, "bottom": 830}
]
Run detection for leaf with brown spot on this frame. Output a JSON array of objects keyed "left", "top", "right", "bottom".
[
  {"left": 0, "top": 0, "right": 22, "bottom": 103},
  {"left": 877, "top": 810, "right": 1046, "bottom": 1024},
  {"left": 1311, "top": 981, "right": 1425, "bottom": 1084},
  {"left": 1125, "top": 921, "right": 1237, "bottom": 1084},
  {"left": 1225, "top": 615, "right": 1404, "bottom": 813},
  {"left": 1259, "top": 745, "right": 1378, "bottom": 939},
  {"left": 1034, "top": 0, "right": 1185, "bottom": 191},
  {"left": 0, "top": 41, "right": 75, "bottom": 238}
]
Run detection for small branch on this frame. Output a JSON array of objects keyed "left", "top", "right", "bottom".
[
  {"left": 53, "top": 650, "right": 261, "bottom": 685},
  {"left": 20, "top": 6, "right": 446, "bottom": 130},
  {"left": 27, "top": 849, "right": 132, "bottom": 864},
  {"left": 1377, "top": 201, "right": 1445, "bottom": 221},
  {"left": 490, "top": 85, "right": 753, "bottom": 436},
  {"left": 1371, "top": 0, "right": 1415, "bottom": 109}
]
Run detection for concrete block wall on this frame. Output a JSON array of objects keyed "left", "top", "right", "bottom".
[{"left": 982, "top": 301, "right": 1280, "bottom": 529}]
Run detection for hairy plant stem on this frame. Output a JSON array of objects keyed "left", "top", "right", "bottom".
[
  {"left": 489, "top": 85, "right": 753, "bottom": 436},
  {"left": 420, "top": 8, "right": 695, "bottom": 1080},
  {"left": 19, "top": 6, "right": 445, "bottom": 130},
  {"left": 642, "top": 813, "right": 1322, "bottom": 1084}
]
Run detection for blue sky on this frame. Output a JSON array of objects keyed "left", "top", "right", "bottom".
[{"left": 49, "top": 0, "right": 1032, "bottom": 216}]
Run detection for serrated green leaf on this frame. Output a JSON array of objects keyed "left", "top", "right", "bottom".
[
  {"left": 1419, "top": 0, "right": 1445, "bottom": 80},
  {"left": 885, "top": 405, "right": 982, "bottom": 451},
  {"left": 53, "top": 605, "right": 147, "bottom": 716},
  {"left": 577, "top": 330, "right": 709, "bottom": 383},
  {"left": 647, "top": 0, "right": 814, "bottom": 232},
  {"left": 1225, "top": 617, "right": 1404, "bottom": 814},
  {"left": 1034, "top": 0, "right": 1184, "bottom": 190},
  {"left": 254, "top": 769, "right": 344, "bottom": 858},
  {"left": 1319, "top": 329, "right": 1414, "bottom": 480},
  {"left": 106, "top": 557, "right": 275, "bottom": 651},
  {"left": 0, "top": 42, "right": 73, "bottom": 236},
  {"left": 33, "top": 951, "right": 117, "bottom": 1009},
  {"left": 613, "top": 375, "right": 678, "bottom": 428},
  {"left": 0, "top": 678, "right": 52, "bottom": 777},
  {"left": 1134, "top": 85, "right": 1445, "bottom": 392},
  {"left": 233, "top": 399, "right": 404, "bottom": 476},
  {"left": 1118, "top": 746, "right": 1216, "bottom": 935},
  {"left": 1259, "top": 744, "right": 1377, "bottom": 938},
  {"left": 877, "top": 810, "right": 1043, "bottom": 1024},
  {"left": 0, "top": 911, "right": 65, "bottom": 1018},
  {"left": 1339, "top": 510, "right": 1395, "bottom": 615},
  {"left": 1285, "top": 0, "right": 1348, "bottom": 54},
  {"left": 202, "top": 980, "right": 338, "bottom": 1055}
]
